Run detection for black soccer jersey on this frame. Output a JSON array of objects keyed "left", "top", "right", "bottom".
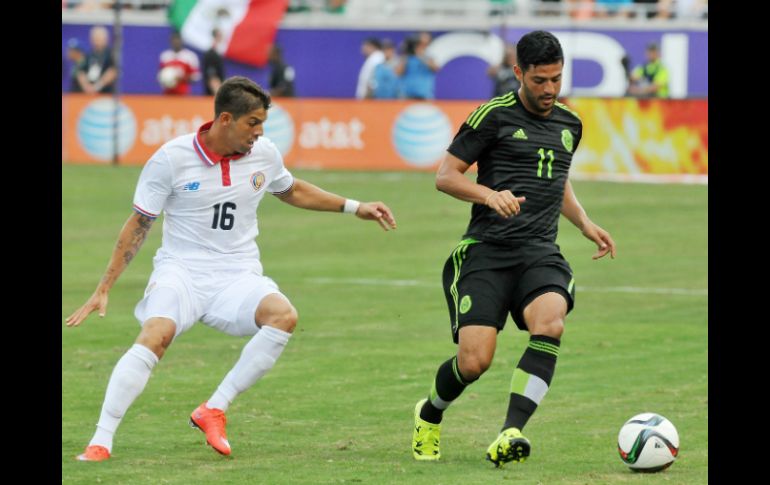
[{"left": 447, "top": 90, "right": 582, "bottom": 245}]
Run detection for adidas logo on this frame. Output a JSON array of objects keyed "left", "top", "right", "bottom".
[{"left": 513, "top": 128, "right": 528, "bottom": 140}]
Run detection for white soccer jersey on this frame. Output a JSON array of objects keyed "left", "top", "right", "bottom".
[{"left": 133, "top": 121, "right": 294, "bottom": 274}]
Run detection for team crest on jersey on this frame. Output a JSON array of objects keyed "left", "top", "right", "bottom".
[
  {"left": 250, "top": 172, "right": 266, "bottom": 191},
  {"left": 561, "top": 129, "right": 574, "bottom": 153}
]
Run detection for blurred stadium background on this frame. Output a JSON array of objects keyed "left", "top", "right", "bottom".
[{"left": 62, "top": 2, "right": 707, "bottom": 483}]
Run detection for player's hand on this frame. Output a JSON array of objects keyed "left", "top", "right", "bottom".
[
  {"left": 356, "top": 201, "right": 397, "bottom": 231},
  {"left": 485, "top": 190, "right": 526, "bottom": 218},
  {"left": 582, "top": 222, "right": 616, "bottom": 260},
  {"left": 65, "top": 290, "right": 109, "bottom": 327}
]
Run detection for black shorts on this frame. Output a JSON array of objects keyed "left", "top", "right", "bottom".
[{"left": 442, "top": 239, "right": 575, "bottom": 343}]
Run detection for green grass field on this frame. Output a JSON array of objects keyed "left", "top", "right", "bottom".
[{"left": 62, "top": 165, "right": 707, "bottom": 484}]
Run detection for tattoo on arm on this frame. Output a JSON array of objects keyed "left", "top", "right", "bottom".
[{"left": 123, "top": 214, "right": 154, "bottom": 265}]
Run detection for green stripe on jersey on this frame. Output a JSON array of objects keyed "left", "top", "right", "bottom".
[
  {"left": 554, "top": 101, "right": 581, "bottom": 121},
  {"left": 467, "top": 93, "right": 516, "bottom": 129},
  {"left": 466, "top": 93, "right": 513, "bottom": 125},
  {"left": 449, "top": 238, "right": 479, "bottom": 333}
]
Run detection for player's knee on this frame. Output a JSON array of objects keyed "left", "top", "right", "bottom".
[
  {"left": 261, "top": 306, "right": 298, "bottom": 333},
  {"left": 530, "top": 316, "right": 564, "bottom": 339},
  {"left": 457, "top": 351, "right": 493, "bottom": 380},
  {"left": 136, "top": 318, "right": 176, "bottom": 358}
]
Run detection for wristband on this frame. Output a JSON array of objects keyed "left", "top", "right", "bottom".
[{"left": 343, "top": 199, "right": 360, "bottom": 214}]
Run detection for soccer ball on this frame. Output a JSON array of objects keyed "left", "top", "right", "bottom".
[
  {"left": 158, "top": 66, "right": 182, "bottom": 89},
  {"left": 617, "top": 412, "right": 679, "bottom": 472}
]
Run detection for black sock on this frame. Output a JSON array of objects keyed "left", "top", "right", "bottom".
[
  {"left": 420, "top": 356, "right": 476, "bottom": 424},
  {"left": 503, "top": 335, "right": 560, "bottom": 431}
]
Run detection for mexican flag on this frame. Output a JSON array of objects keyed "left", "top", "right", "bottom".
[{"left": 168, "top": 0, "right": 289, "bottom": 67}]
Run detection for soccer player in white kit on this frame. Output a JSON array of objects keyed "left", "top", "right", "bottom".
[{"left": 66, "top": 76, "right": 397, "bottom": 461}]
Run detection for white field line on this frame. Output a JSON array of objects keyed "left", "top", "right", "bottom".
[{"left": 306, "top": 277, "right": 707, "bottom": 296}]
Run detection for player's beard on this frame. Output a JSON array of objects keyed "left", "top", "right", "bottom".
[{"left": 522, "top": 86, "right": 554, "bottom": 115}]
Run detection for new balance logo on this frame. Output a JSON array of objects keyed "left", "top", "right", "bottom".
[
  {"left": 183, "top": 181, "right": 201, "bottom": 191},
  {"left": 512, "top": 128, "right": 528, "bottom": 140}
]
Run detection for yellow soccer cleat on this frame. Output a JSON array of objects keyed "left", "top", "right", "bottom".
[
  {"left": 412, "top": 399, "right": 441, "bottom": 461},
  {"left": 486, "top": 427, "right": 530, "bottom": 468}
]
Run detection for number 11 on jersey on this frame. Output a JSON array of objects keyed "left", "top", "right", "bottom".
[{"left": 537, "top": 148, "right": 554, "bottom": 179}]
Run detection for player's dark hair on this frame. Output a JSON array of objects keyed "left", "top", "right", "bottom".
[
  {"left": 214, "top": 76, "right": 272, "bottom": 119},
  {"left": 516, "top": 30, "right": 563, "bottom": 73}
]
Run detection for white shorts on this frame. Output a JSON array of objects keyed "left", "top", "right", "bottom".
[{"left": 134, "top": 261, "right": 283, "bottom": 338}]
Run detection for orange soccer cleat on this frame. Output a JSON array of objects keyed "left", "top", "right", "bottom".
[
  {"left": 190, "top": 402, "right": 232, "bottom": 456},
  {"left": 76, "top": 445, "right": 111, "bottom": 462}
]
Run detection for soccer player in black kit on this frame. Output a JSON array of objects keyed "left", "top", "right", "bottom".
[{"left": 411, "top": 30, "right": 616, "bottom": 467}]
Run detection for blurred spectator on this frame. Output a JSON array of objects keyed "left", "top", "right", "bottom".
[
  {"left": 489, "top": 0, "right": 515, "bottom": 16},
  {"left": 628, "top": 42, "right": 669, "bottom": 98},
  {"left": 76, "top": 26, "right": 117, "bottom": 95},
  {"left": 535, "top": 0, "right": 563, "bottom": 16},
  {"left": 63, "top": 0, "right": 167, "bottom": 10},
  {"left": 325, "top": 0, "right": 347, "bottom": 13},
  {"left": 287, "top": 0, "right": 347, "bottom": 13},
  {"left": 633, "top": 0, "right": 660, "bottom": 18},
  {"left": 594, "top": 0, "right": 633, "bottom": 18},
  {"left": 66, "top": 38, "right": 86, "bottom": 93},
  {"left": 566, "top": 0, "right": 595, "bottom": 20},
  {"left": 356, "top": 37, "right": 384, "bottom": 99},
  {"left": 369, "top": 38, "right": 400, "bottom": 99},
  {"left": 396, "top": 32, "right": 439, "bottom": 100},
  {"left": 655, "top": 0, "right": 707, "bottom": 19},
  {"left": 158, "top": 31, "right": 201, "bottom": 95},
  {"left": 487, "top": 42, "right": 520, "bottom": 97},
  {"left": 268, "top": 45, "right": 296, "bottom": 97},
  {"left": 620, "top": 53, "right": 632, "bottom": 95},
  {"left": 70, "top": 0, "right": 111, "bottom": 11},
  {"left": 202, "top": 28, "right": 225, "bottom": 96}
]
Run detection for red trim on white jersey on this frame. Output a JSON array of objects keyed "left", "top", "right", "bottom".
[
  {"left": 220, "top": 160, "right": 231, "bottom": 186},
  {"left": 193, "top": 121, "right": 249, "bottom": 168},
  {"left": 193, "top": 122, "right": 218, "bottom": 166},
  {"left": 133, "top": 204, "right": 158, "bottom": 218}
]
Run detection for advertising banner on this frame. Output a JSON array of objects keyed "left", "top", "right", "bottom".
[{"left": 63, "top": 95, "right": 707, "bottom": 182}]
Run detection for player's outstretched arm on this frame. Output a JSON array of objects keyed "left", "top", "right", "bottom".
[
  {"left": 561, "top": 179, "right": 616, "bottom": 260},
  {"left": 274, "top": 178, "right": 397, "bottom": 231},
  {"left": 65, "top": 212, "right": 156, "bottom": 327}
]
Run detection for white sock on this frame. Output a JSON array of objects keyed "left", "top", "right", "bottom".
[
  {"left": 207, "top": 326, "right": 291, "bottom": 411},
  {"left": 88, "top": 344, "right": 158, "bottom": 452}
]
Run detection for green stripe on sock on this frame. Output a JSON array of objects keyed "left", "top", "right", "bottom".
[
  {"left": 510, "top": 368, "right": 530, "bottom": 395},
  {"left": 529, "top": 341, "right": 560, "bottom": 357},
  {"left": 451, "top": 357, "right": 466, "bottom": 385}
]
